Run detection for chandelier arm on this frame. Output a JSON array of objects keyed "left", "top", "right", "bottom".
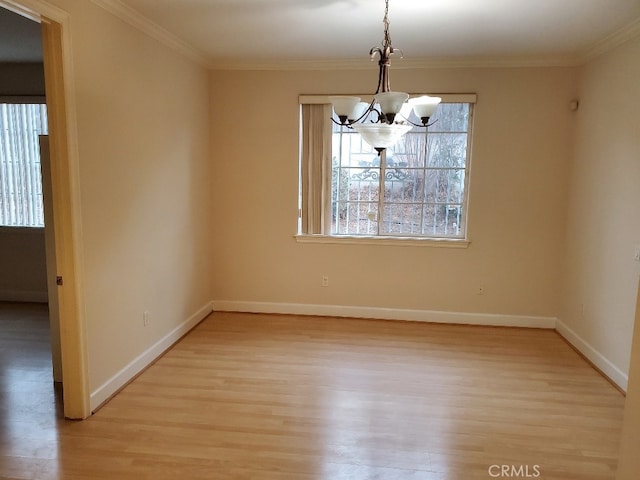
[
  {"left": 369, "top": 107, "right": 384, "bottom": 124},
  {"left": 355, "top": 99, "right": 378, "bottom": 124},
  {"left": 401, "top": 117, "right": 440, "bottom": 128},
  {"left": 370, "top": 46, "right": 383, "bottom": 58}
]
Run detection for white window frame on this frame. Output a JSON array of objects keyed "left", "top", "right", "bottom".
[{"left": 297, "top": 93, "right": 476, "bottom": 248}]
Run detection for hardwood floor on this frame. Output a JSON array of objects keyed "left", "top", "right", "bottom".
[
  {"left": 0, "top": 306, "right": 625, "bottom": 479},
  {"left": 0, "top": 302, "right": 62, "bottom": 480}
]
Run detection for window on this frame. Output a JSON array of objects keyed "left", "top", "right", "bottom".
[
  {"left": 0, "top": 103, "right": 48, "bottom": 227},
  {"left": 299, "top": 94, "right": 475, "bottom": 243}
]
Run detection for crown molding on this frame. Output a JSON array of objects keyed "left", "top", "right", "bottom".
[
  {"left": 0, "top": 0, "right": 68, "bottom": 22},
  {"left": 209, "top": 54, "right": 581, "bottom": 71},
  {"left": 90, "top": 0, "right": 212, "bottom": 69},
  {"left": 580, "top": 17, "right": 640, "bottom": 63}
]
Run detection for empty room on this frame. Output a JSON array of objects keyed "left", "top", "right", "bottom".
[{"left": 1, "top": 0, "right": 640, "bottom": 479}]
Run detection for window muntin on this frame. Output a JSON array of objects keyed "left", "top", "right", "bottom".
[
  {"left": 331, "top": 102, "right": 472, "bottom": 238},
  {"left": 0, "top": 103, "right": 48, "bottom": 228}
]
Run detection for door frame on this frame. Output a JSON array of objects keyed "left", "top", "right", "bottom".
[{"left": 1, "top": 0, "right": 90, "bottom": 419}]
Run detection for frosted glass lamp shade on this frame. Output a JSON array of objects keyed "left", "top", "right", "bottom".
[
  {"left": 330, "top": 96, "right": 361, "bottom": 122},
  {"left": 410, "top": 96, "right": 441, "bottom": 124},
  {"left": 352, "top": 123, "right": 412, "bottom": 150},
  {"left": 374, "top": 91, "right": 409, "bottom": 122}
]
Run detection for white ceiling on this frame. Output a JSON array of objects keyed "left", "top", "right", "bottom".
[
  {"left": 117, "top": 0, "right": 640, "bottom": 67},
  {"left": 2, "top": 0, "right": 640, "bottom": 66}
]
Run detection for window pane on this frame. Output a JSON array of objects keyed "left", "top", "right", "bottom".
[
  {"left": 424, "top": 168, "right": 466, "bottom": 204},
  {"left": 423, "top": 204, "right": 464, "bottom": 237},
  {"left": 334, "top": 201, "right": 378, "bottom": 235},
  {"left": 381, "top": 203, "right": 422, "bottom": 235},
  {"left": 427, "top": 133, "right": 468, "bottom": 168},
  {"left": 0, "top": 104, "right": 48, "bottom": 227},
  {"left": 384, "top": 169, "right": 424, "bottom": 203},
  {"left": 446, "top": 169, "right": 466, "bottom": 204},
  {"left": 428, "top": 103, "right": 470, "bottom": 133},
  {"left": 390, "top": 134, "right": 425, "bottom": 168},
  {"left": 328, "top": 102, "right": 471, "bottom": 239}
]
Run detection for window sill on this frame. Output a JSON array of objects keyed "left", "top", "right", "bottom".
[{"left": 294, "top": 234, "right": 470, "bottom": 248}]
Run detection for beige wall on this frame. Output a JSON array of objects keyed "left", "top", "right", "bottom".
[
  {"left": 210, "top": 67, "right": 575, "bottom": 319},
  {"left": 43, "top": 0, "right": 212, "bottom": 399},
  {"left": 560, "top": 35, "right": 640, "bottom": 380},
  {"left": 0, "top": 227, "right": 47, "bottom": 302}
]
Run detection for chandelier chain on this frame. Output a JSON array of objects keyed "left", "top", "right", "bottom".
[{"left": 383, "top": 0, "right": 392, "bottom": 48}]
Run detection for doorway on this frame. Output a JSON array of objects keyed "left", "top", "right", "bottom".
[
  {"left": 0, "top": 0, "right": 89, "bottom": 419},
  {"left": 0, "top": 5, "right": 61, "bottom": 415}
]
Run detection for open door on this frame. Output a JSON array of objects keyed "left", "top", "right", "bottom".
[
  {"left": 40, "top": 14, "right": 90, "bottom": 419},
  {"left": 39, "top": 134, "right": 62, "bottom": 383}
]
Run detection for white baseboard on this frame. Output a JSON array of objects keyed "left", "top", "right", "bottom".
[
  {"left": 0, "top": 289, "right": 48, "bottom": 303},
  {"left": 212, "top": 300, "right": 557, "bottom": 329},
  {"left": 89, "top": 301, "right": 214, "bottom": 412},
  {"left": 556, "top": 319, "right": 628, "bottom": 391}
]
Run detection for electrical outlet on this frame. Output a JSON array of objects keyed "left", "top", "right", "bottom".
[
  {"left": 322, "top": 276, "right": 329, "bottom": 287},
  {"left": 143, "top": 310, "right": 150, "bottom": 326}
]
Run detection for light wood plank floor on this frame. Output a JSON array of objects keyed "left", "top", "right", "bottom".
[{"left": 0, "top": 305, "right": 626, "bottom": 479}]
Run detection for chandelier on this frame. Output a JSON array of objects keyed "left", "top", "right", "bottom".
[{"left": 330, "top": 0, "right": 441, "bottom": 154}]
